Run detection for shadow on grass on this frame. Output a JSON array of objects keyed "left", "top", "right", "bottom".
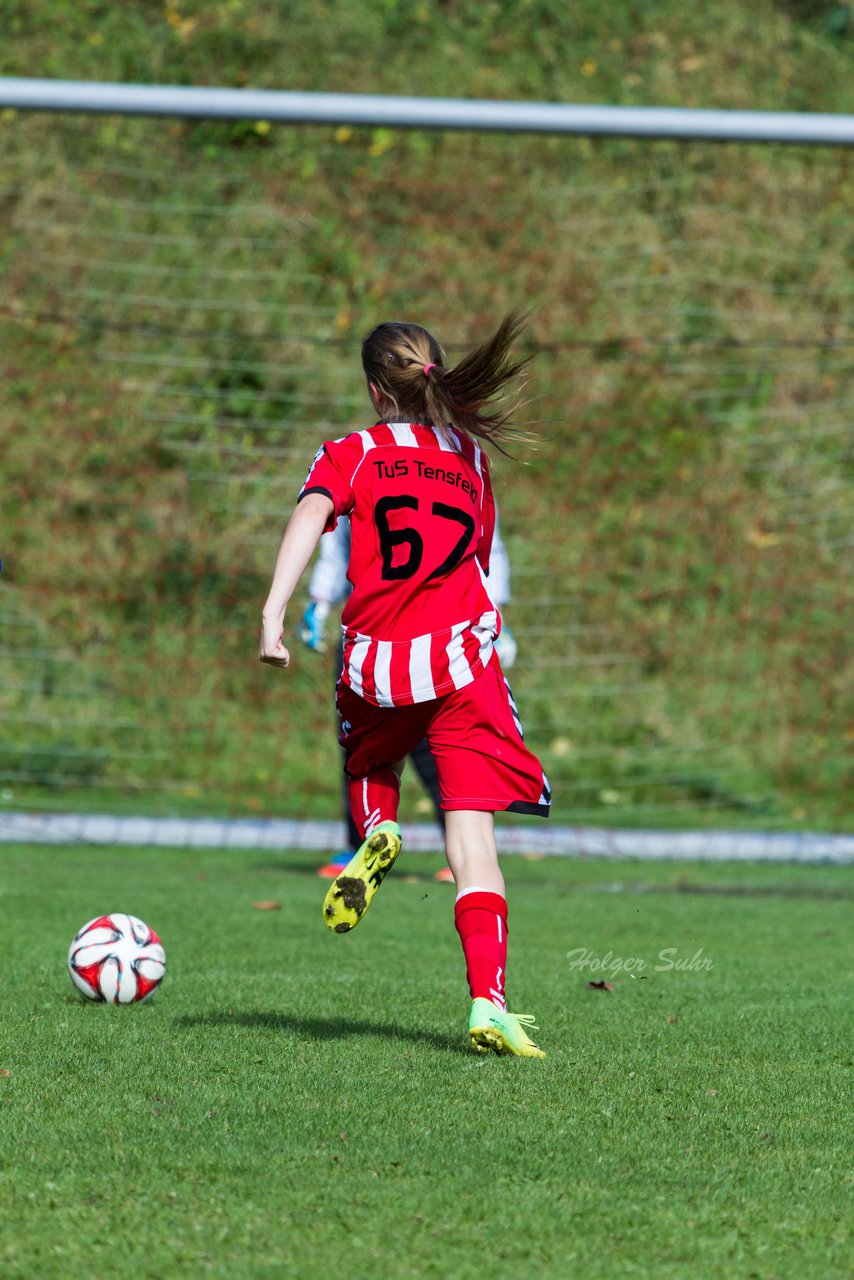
[{"left": 174, "top": 1009, "right": 467, "bottom": 1055}]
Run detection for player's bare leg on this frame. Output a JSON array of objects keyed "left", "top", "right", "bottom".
[
  {"left": 445, "top": 810, "right": 545, "bottom": 1058},
  {"left": 443, "top": 810, "right": 504, "bottom": 895}
]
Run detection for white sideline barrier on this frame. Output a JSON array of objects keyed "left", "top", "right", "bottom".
[{"left": 1, "top": 811, "right": 852, "bottom": 864}]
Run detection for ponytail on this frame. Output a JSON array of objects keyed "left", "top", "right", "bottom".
[{"left": 361, "top": 312, "right": 531, "bottom": 453}]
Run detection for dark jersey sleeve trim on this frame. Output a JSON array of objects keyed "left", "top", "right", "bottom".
[{"left": 298, "top": 486, "right": 335, "bottom": 505}]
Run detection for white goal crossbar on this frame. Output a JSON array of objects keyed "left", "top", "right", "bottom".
[{"left": 0, "top": 76, "right": 853, "bottom": 146}]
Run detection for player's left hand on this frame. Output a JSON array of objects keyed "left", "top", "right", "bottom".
[
  {"left": 259, "top": 618, "right": 291, "bottom": 668},
  {"left": 495, "top": 625, "right": 518, "bottom": 669}
]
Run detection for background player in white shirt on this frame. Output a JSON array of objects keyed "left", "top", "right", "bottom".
[{"left": 299, "top": 513, "right": 518, "bottom": 881}]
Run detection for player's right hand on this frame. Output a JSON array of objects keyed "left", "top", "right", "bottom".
[
  {"left": 259, "top": 618, "right": 291, "bottom": 668},
  {"left": 298, "top": 601, "right": 327, "bottom": 652}
]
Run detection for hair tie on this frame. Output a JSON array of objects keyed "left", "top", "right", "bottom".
[{"left": 423, "top": 362, "right": 436, "bottom": 378}]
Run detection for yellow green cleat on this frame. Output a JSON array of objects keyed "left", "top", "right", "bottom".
[
  {"left": 322, "top": 821, "right": 402, "bottom": 933},
  {"left": 468, "top": 997, "right": 546, "bottom": 1058}
]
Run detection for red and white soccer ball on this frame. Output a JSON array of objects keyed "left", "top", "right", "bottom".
[{"left": 68, "top": 913, "right": 166, "bottom": 1004}]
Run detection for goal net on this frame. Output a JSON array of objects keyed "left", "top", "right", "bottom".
[{"left": 1, "top": 109, "right": 851, "bottom": 845}]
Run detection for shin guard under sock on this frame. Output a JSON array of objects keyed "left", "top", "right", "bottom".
[
  {"left": 348, "top": 767, "right": 401, "bottom": 843},
  {"left": 454, "top": 891, "right": 508, "bottom": 1010}
]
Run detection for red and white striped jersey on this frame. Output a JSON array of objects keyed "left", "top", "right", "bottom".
[{"left": 299, "top": 421, "right": 500, "bottom": 707}]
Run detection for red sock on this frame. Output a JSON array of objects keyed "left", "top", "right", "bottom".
[
  {"left": 347, "top": 767, "right": 401, "bottom": 843},
  {"left": 454, "top": 891, "right": 508, "bottom": 1010}
]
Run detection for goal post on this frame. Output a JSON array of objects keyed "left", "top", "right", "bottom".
[
  {"left": 1, "top": 76, "right": 854, "bottom": 143},
  {"left": 0, "top": 81, "right": 851, "bottom": 850}
]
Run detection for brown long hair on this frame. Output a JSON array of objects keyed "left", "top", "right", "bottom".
[{"left": 360, "top": 312, "right": 530, "bottom": 452}]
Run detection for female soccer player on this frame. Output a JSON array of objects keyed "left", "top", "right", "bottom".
[{"left": 259, "top": 314, "right": 550, "bottom": 1057}]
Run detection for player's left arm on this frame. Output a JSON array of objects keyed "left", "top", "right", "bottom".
[
  {"left": 488, "top": 504, "right": 517, "bottom": 664},
  {"left": 260, "top": 493, "right": 334, "bottom": 668},
  {"left": 488, "top": 507, "right": 511, "bottom": 606},
  {"left": 476, "top": 465, "right": 496, "bottom": 576}
]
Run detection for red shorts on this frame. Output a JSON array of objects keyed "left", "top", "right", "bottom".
[{"left": 336, "top": 652, "right": 550, "bottom": 816}]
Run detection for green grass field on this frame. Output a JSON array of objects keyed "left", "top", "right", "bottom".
[{"left": 1, "top": 843, "right": 851, "bottom": 1279}]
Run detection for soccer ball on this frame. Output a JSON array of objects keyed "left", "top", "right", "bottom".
[{"left": 68, "top": 913, "right": 166, "bottom": 1004}]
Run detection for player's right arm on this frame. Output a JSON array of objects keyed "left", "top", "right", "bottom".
[
  {"left": 264, "top": 434, "right": 361, "bottom": 666},
  {"left": 260, "top": 493, "right": 334, "bottom": 668},
  {"left": 299, "top": 518, "right": 352, "bottom": 652}
]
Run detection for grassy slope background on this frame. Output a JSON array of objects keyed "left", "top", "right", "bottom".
[{"left": 0, "top": 0, "right": 852, "bottom": 829}]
